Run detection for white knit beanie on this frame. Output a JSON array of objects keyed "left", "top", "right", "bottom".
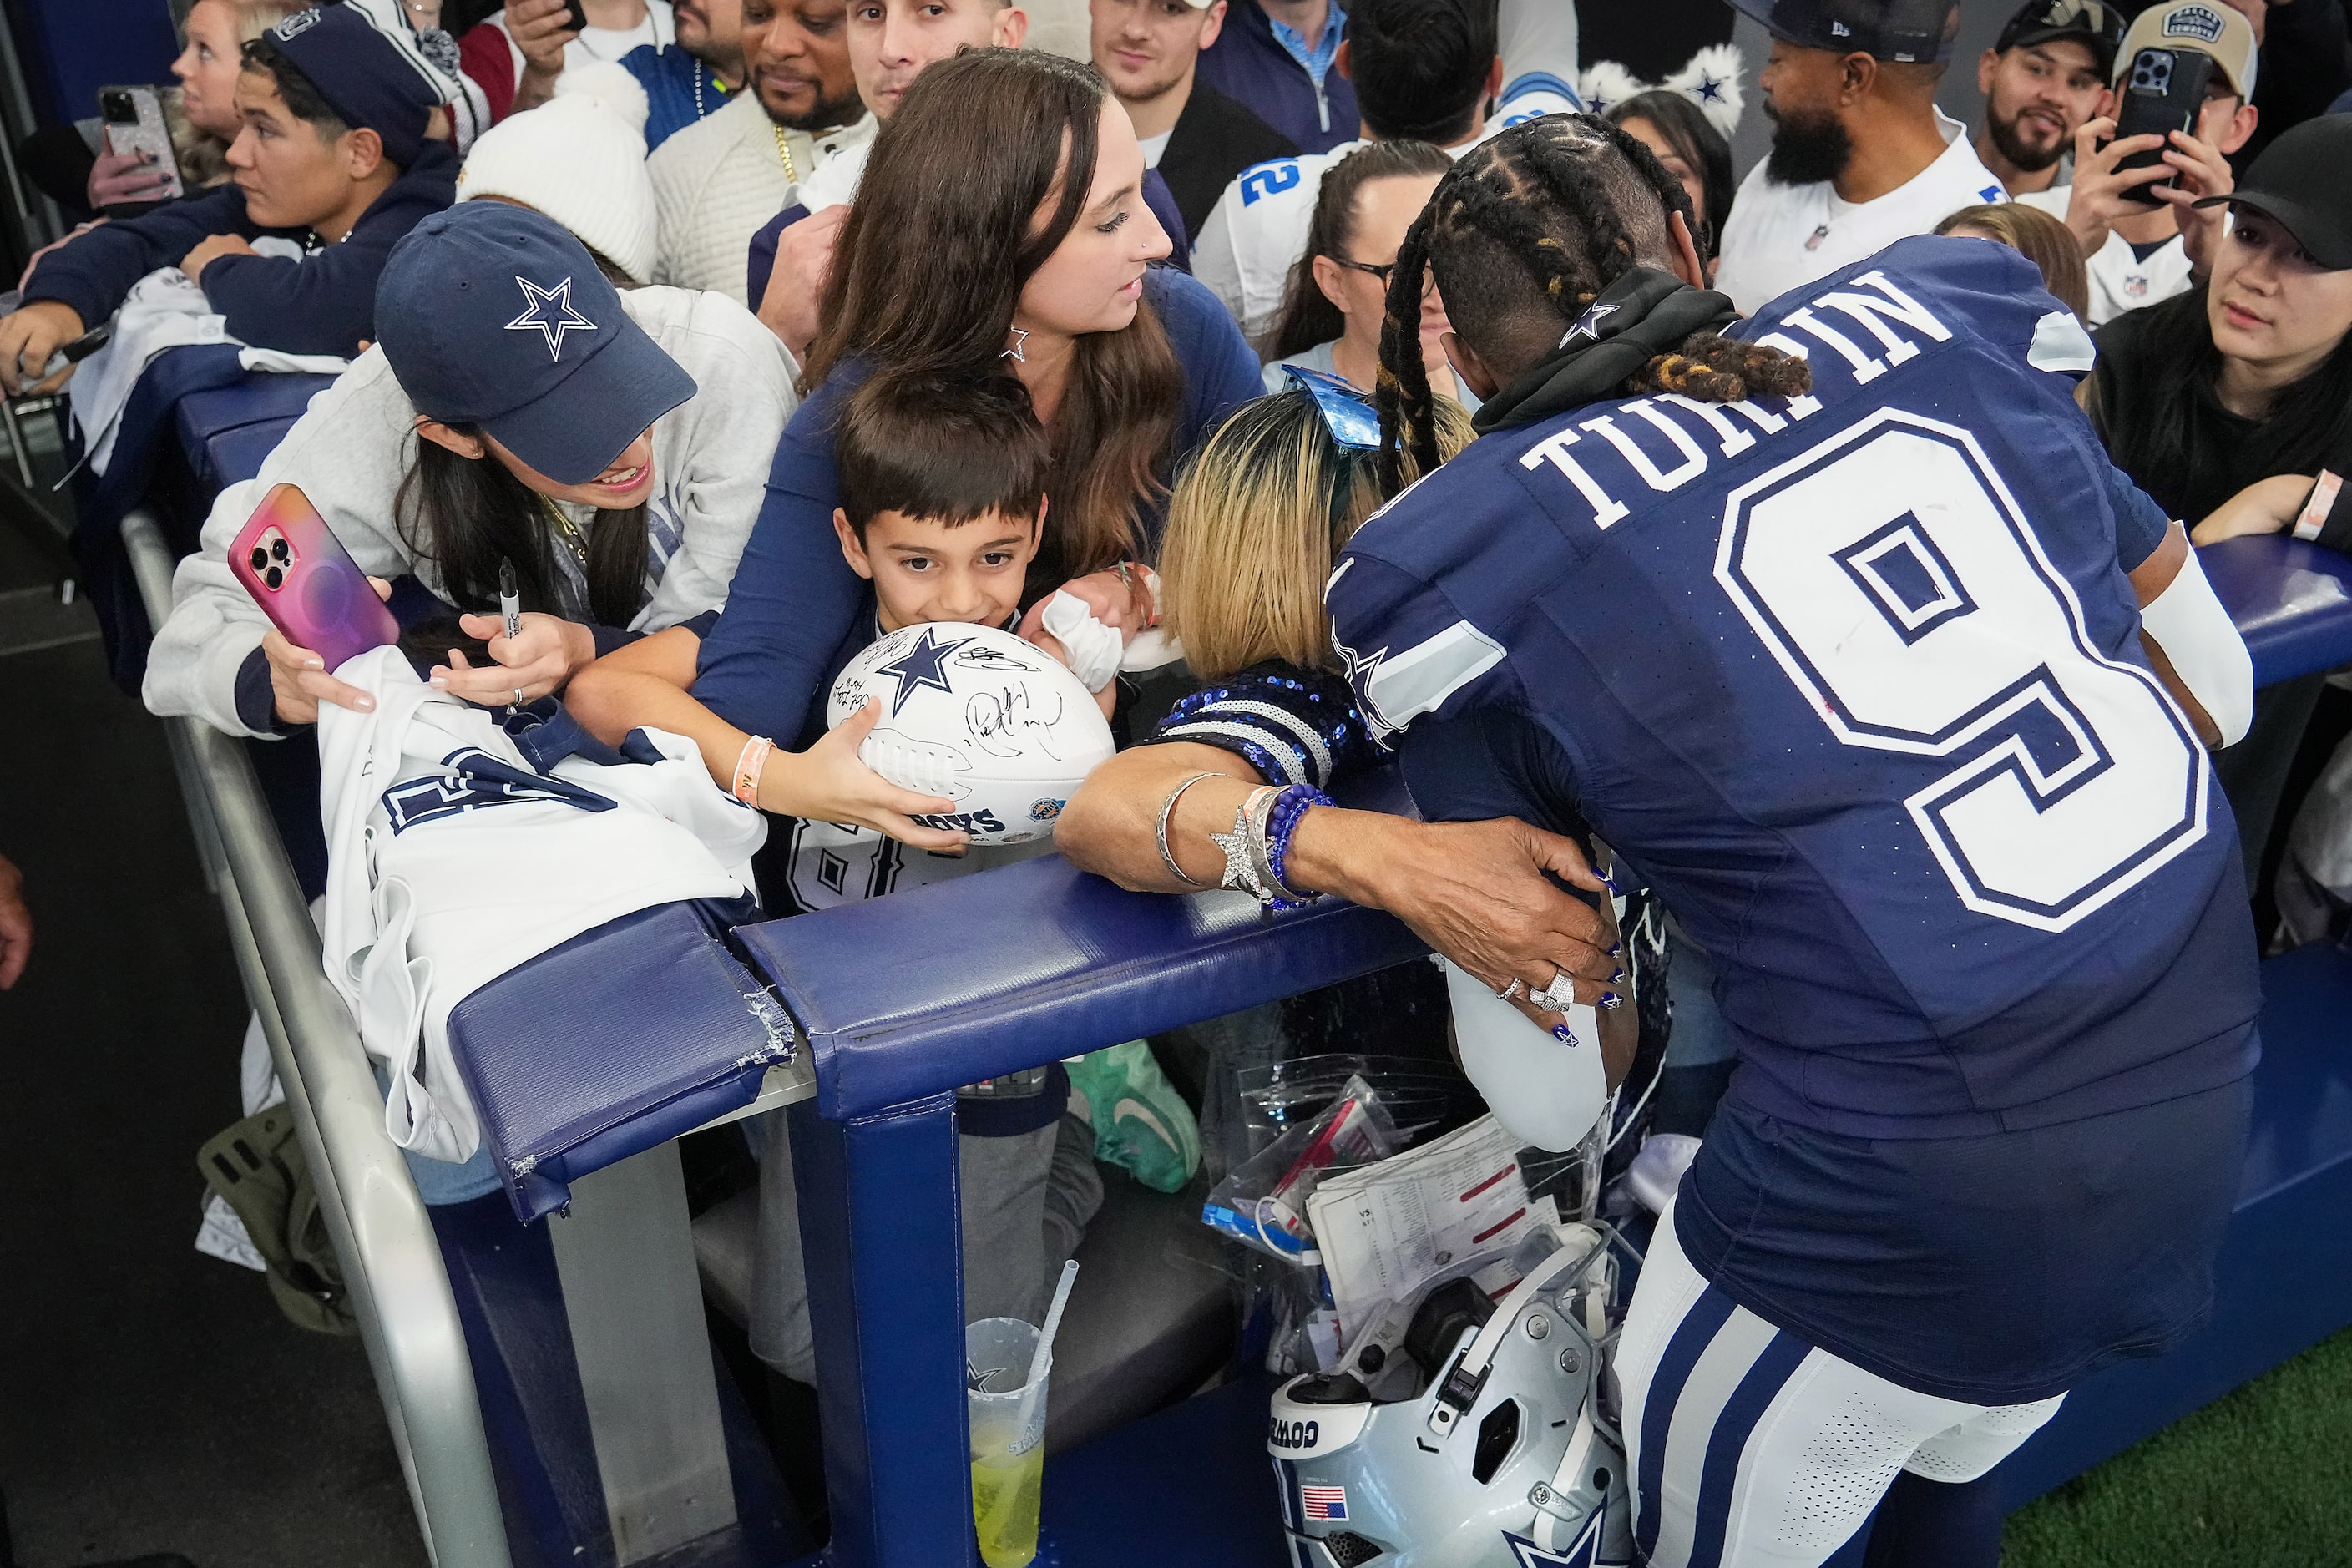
[{"left": 455, "top": 63, "right": 658, "bottom": 286}]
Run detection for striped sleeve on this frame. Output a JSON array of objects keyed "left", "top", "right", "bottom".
[{"left": 1143, "top": 661, "right": 1376, "bottom": 792}]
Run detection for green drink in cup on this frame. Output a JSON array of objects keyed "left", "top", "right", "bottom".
[{"left": 966, "top": 1262, "right": 1079, "bottom": 1568}]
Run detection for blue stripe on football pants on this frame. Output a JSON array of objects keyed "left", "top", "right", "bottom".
[{"left": 1617, "top": 1200, "right": 2066, "bottom": 1568}]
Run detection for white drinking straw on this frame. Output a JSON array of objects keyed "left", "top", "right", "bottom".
[{"left": 1011, "top": 1259, "right": 1080, "bottom": 1449}]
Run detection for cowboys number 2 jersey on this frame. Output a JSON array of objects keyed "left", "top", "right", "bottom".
[{"left": 1328, "top": 237, "right": 2261, "bottom": 1139}]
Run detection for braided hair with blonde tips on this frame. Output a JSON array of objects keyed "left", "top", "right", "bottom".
[{"left": 1375, "top": 114, "right": 1811, "bottom": 496}]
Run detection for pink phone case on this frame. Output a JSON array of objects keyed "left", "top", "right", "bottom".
[{"left": 228, "top": 483, "right": 400, "bottom": 674}]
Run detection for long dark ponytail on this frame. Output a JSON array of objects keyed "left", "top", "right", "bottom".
[
  {"left": 394, "top": 427, "right": 651, "bottom": 629},
  {"left": 1376, "top": 114, "right": 1810, "bottom": 495},
  {"left": 1267, "top": 139, "right": 1452, "bottom": 361}
]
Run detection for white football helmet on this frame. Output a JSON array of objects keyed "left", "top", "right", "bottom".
[{"left": 1268, "top": 1227, "right": 1635, "bottom": 1568}]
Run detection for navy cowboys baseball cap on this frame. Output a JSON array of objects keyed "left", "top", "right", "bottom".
[
  {"left": 255, "top": 3, "right": 443, "bottom": 169},
  {"left": 1725, "top": 0, "right": 1960, "bottom": 63},
  {"left": 2194, "top": 115, "right": 2352, "bottom": 271},
  {"left": 374, "top": 204, "right": 697, "bottom": 484}
]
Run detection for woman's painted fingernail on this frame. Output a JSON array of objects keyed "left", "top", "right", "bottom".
[
  {"left": 428, "top": 673, "right": 448, "bottom": 687},
  {"left": 1551, "top": 1023, "right": 1577, "bottom": 1044},
  {"left": 1599, "top": 991, "right": 1624, "bottom": 1010},
  {"left": 1608, "top": 943, "right": 1621, "bottom": 957},
  {"left": 355, "top": 695, "right": 374, "bottom": 711},
  {"left": 1611, "top": 969, "right": 1626, "bottom": 985}
]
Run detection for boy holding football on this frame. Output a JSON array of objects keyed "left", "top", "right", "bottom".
[{"left": 567, "top": 372, "right": 1161, "bottom": 1382}]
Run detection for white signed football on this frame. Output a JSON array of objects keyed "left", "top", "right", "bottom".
[{"left": 826, "top": 623, "right": 1115, "bottom": 844}]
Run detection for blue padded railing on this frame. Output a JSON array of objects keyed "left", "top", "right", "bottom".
[{"left": 2201, "top": 534, "right": 2352, "bottom": 688}]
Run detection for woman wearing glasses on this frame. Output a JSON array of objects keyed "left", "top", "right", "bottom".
[
  {"left": 1055, "top": 376, "right": 1626, "bottom": 1029},
  {"left": 1259, "top": 141, "right": 1475, "bottom": 407}
]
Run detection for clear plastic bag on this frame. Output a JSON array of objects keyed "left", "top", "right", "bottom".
[
  {"left": 1237, "top": 1053, "right": 1485, "bottom": 1156},
  {"left": 1198, "top": 1072, "right": 1400, "bottom": 1264}
]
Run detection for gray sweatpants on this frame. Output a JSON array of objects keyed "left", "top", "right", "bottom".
[{"left": 748, "top": 1108, "right": 1104, "bottom": 1383}]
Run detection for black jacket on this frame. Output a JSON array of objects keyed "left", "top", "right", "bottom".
[
  {"left": 24, "top": 139, "right": 458, "bottom": 358},
  {"left": 1157, "top": 83, "right": 1297, "bottom": 241}
]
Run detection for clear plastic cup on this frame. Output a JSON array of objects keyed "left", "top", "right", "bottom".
[{"left": 966, "top": 1315, "right": 1050, "bottom": 1568}]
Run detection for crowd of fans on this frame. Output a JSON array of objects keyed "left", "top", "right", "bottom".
[{"left": 9, "top": 0, "right": 2352, "bottom": 1555}]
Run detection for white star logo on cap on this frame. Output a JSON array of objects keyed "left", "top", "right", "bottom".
[{"left": 505, "top": 276, "right": 597, "bottom": 362}]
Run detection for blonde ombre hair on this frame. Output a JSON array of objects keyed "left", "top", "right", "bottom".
[{"left": 1161, "top": 389, "right": 1474, "bottom": 682}]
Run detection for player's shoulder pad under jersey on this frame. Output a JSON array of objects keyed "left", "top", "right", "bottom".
[
  {"left": 1326, "top": 457, "right": 1557, "bottom": 745},
  {"left": 1491, "top": 73, "right": 1584, "bottom": 135},
  {"left": 1730, "top": 235, "right": 2097, "bottom": 407}
]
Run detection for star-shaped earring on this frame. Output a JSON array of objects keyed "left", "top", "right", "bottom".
[{"left": 1002, "top": 326, "right": 1029, "bottom": 362}]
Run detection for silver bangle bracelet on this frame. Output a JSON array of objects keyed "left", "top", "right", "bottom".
[{"left": 1155, "top": 771, "right": 1219, "bottom": 888}]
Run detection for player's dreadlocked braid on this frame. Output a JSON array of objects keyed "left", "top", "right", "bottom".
[{"left": 1377, "top": 115, "right": 1811, "bottom": 495}]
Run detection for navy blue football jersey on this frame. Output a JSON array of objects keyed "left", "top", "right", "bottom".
[{"left": 1328, "top": 237, "right": 2261, "bottom": 1139}]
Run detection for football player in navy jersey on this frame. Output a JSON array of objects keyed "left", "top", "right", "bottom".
[{"left": 1324, "top": 116, "right": 2260, "bottom": 1568}]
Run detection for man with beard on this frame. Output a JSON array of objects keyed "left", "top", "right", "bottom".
[
  {"left": 648, "top": 0, "right": 865, "bottom": 302},
  {"left": 2015, "top": 0, "right": 2258, "bottom": 325},
  {"left": 1712, "top": 0, "right": 2006, "bottom": 315},
  {"left": 622, "top": 0, "right": 751, "bottom": 150},
  {"left": 1972, "top": 0, "right": 2121, "bottom": 196}
]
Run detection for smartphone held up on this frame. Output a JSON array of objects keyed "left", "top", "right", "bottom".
[{"left": 229, "top": 484, "right": 399, "bottom": 674}]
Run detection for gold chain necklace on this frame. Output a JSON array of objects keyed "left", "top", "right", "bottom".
[
  {"left": 539, "top": 497, "right": 589, "bottom": 569},
  {"left": 771, "top": 122, "right": 799, "bottom": 185}
]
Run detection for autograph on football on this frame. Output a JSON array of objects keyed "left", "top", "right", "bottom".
[{"left": 966, "top": 685, "right": 1065, "bottom": 761}]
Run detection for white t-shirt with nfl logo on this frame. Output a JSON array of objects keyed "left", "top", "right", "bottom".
[
  {"left": 1714, "top": 109, "right": 2008, "bottom": 315},
  {"left": 2014, "top": 185, "right": 2197, "bottom": 326}
]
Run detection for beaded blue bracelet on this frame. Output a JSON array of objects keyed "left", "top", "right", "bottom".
[{"left": 1264, "top": 782, "right": 1335, "bottom": 910}]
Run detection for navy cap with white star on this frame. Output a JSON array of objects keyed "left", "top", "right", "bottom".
[{"left": 373, "top": 204, "right": 696, "bottom": 484}]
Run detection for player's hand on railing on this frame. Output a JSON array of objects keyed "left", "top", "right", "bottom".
[
  {"left": 766, "top": 697, "right": 971, "bottom": 851},
  {"left": 0, "top": 300, "right": 85, "bottom": 395},
  {"left": 432, "top": 611, "right": 596, "bottom": 706},
  {"left": 262, "top": 576, "right": 394, "bottom": 724}
]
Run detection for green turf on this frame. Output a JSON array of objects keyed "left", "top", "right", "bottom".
[{"left": 2002, "top": 1325, "right": 2352, "bottom": 1565}]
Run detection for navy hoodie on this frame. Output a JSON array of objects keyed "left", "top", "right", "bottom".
[{"left": 24, "top": 139, "right": 458, "bottom": 358}]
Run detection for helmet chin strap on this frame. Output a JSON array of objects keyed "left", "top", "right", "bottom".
[{"left": 1427, "top": 1227, "right": 1603, "bottom": 1438}]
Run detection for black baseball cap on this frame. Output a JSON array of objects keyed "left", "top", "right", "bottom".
[
  {"left": 257, "top": 3, "right": 443, "bottom": 169},
  {"left": 1724, "top": 0, "right": 1960, "bottom": 63},
  {"left": 1994, "top": 0, "right": 2127, "bottom": 78},
  {"left": 374, "top": 204, "right": 697, "bottom": 483},
  {"left": 2193, "top": 115, "right": 2352, "bottom": 271}
]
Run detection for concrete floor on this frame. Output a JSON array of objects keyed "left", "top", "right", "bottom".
[{"left": 0, "top": 513, "right": 423, "bottom": 1568}]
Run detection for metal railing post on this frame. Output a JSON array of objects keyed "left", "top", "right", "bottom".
[{"left": 123, "top": 508, "right": 513, "bottom": 1568}]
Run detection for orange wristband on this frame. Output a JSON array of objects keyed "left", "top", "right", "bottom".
[{"left": 732, "top": 736, "right": 773, "bottom": 807}]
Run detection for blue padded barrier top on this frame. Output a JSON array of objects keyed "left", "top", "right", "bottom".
[
  {"left": 2200, "top": 534, "right": 2352, "bottom": 688},
  {"left": 736, "top": 852, "right": 1429, "bottom": 1121},
  {"left": 444, "top": 900, "right": 799, "bottom": 1222},
  {"left": 175, "top": 371, "right": 336, "bottom": 492}
]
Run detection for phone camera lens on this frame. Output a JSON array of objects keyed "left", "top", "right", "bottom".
[
  {"left": 264, "top": 566, "right": 283, "bottom": 589},
  {"left": 270, "top": 539, "right": 291, "bottom": 563},
  {"left": 250, "top": 547, "right": 268, "bottom": 569}
]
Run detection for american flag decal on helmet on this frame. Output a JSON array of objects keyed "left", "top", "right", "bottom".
[{"left": 1301, "top": 1485, "right": 1348, "bottom": 1521}]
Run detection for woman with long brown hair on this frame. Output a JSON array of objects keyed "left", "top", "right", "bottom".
[{"left": 569, "top": 47, "right": 1260, "bottom": 852}]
